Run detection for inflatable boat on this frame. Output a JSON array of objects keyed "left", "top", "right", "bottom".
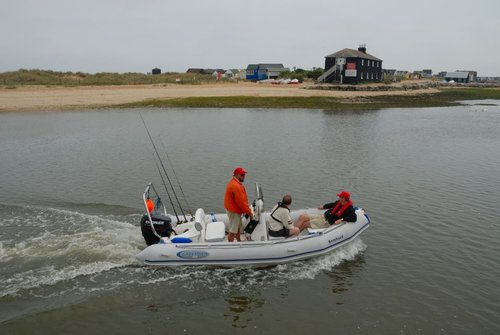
[{"left": 136, "top": 183, "right": 370, "bottom": 266}]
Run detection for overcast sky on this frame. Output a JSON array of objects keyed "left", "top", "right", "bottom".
[{"left": 1, "top": 0, "right": 499, "bottom": 76}]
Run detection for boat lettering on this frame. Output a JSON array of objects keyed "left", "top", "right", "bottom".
[
  {"left": 177, "top": 250, "right": 210, "bottom": 259},
  {"left": 148, "top": 220, "right": 166, "bottom": 225},
  {"left": 328, "top": 235, "right": 343, "bottom": 244}
]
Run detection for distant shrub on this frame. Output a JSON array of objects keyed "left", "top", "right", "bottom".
[{"left": 278, "top": 68, "right": 324, "bottom": 82}]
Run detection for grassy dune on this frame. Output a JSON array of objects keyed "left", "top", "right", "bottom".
[{"left": 0, "top": 69, "right": 218, "bottom": 86}]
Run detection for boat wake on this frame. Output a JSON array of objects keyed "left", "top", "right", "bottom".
[{"left": 0, "top": 204, "right": 143, "bottom": 298}]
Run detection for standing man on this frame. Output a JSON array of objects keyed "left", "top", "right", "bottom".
[{"left": 224, "top": 167, "right": 253, "bottom": 242}]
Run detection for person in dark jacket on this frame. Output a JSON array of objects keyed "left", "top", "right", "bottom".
[{"left": 294, "top": 191, "right": 357, "bottom": 232}]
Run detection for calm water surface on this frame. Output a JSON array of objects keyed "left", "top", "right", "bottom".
[{"left": 1, "top": 102, "right": 500, "bottom": 334}]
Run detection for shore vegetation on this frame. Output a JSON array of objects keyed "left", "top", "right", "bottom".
[
  {"left": 0, "top": 69, "right": 221, "bottom": 87},
  {"left": 118, "top": 88, "right": 500, "bottom": 110}
]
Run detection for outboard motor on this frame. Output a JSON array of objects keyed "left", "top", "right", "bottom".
[{"left": 140, "top": 213, "right": 174, "bottom": 246}]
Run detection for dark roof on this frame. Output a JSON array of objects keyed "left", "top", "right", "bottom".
[
  {"left": 445, "top": 71, "right": 469, "bottom": 79},
  {"left": 246, "top": 63, "right": 286, "bottom": 70},
  {"left": 325, "top": 48, "right": 382, "bottom": 61},
  {"left": 259, "top": 64, "right": 286, "bottom": 70}
]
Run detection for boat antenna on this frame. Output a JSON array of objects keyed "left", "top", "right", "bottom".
[
  {"left": 159, "top": 137, "right": 194, "bottom": 216},
  {"left": 140, "top": 113, "right": 188, "bottom": 222},
  {"left": 152, "top": 154, "right": 180, "bottom": 222}
]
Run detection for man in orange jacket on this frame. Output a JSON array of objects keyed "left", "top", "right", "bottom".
[{"left": 224, "top": 167, "right": 253, "bottom": 242}]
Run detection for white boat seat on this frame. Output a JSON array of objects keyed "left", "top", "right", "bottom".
[
  {"left": 205, "top": 221, "right": 226, "bottom": 242},
  {"left": 176, "top": 227, "right": 201, "bottom": 239}
]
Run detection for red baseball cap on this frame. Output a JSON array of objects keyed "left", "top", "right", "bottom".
[
  {"left": 233, "top": 167, "right": 247, "bottom": 175},
  {"left": 337, "top": 191, "right": 350, "bottom": 200}
]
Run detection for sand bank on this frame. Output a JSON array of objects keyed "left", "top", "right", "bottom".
[{"left": 0, "top": 82, "right": 439, "bottom": 112}]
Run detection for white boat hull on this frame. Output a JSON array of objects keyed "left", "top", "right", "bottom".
[{"left": 136, "top": 208, "right": 370, "bottom": 266}]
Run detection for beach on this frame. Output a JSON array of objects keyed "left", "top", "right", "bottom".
[{"left": 0, "top": 81, "right": 440, "bottom": 112}]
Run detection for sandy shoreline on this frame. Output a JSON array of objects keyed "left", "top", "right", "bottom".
[{"left": 0, "top": 82, "right": 439, "bottom": 112}]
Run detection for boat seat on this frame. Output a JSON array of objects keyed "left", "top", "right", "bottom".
[
  {"left": 205, "top": 221, "right": 226, "bottom": 242},
  {"left": 175, "top": 227, "right": 201, "bottom": 239}
]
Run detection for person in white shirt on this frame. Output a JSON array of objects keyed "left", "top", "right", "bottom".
[{"left": 268, "top": 194, "right": 300, "bottom": 238}]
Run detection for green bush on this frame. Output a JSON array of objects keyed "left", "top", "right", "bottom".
[{"left": 278, "top": 68, "right": 324, "bottom": 81}]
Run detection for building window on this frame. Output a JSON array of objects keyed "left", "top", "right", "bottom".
[
  {"left": 361, "top": 72, "right": 364, "bottom": 80},
  {"left": 361, "top": 59, "right": 364, "bottom": 66}
]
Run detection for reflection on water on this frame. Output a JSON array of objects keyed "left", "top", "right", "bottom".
[
  {"left": 326, "top": 253, "right": 366, "bottom": 298},
  {"left": 224, "top": 295, "right": 264, "bottom": 329}
]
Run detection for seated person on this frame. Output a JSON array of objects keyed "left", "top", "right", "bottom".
[
  {"left": 295, "top": 191, "right": 357, "bottom": 232},
  {"left": 268, "top": 194, "right": 300, "bottom": 238}
]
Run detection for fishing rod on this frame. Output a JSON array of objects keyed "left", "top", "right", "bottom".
[
  {"left": 140, "top": 113, "right": 188, "bottom": 222},
  {"left": 159, "top": 137, "right": 194, "bottom": 216},
  {"left": 152, "top": 153, "right": 180, "bottom": 222}
]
